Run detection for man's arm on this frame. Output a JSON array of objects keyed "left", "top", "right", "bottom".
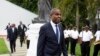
[
  {"left": 62, "top": 32, "right": 68, "bottom": 56},
  {"left": 60, "top": 23, "right": 68, "bottom": 56},
  {"left": 17, "top": 25, "right": 20, "bottom": 36},
  {"left": 24, "top": 24, "right": 27, "bottom": 32},
  {"left": 5, "top": 26, "right": 8, "bottom": 30},
  {"left": 7, "top": 28, "right": 11, "bottom": 40},
  {"left": 37, "top": 26, "right": 46, "bottom": 56},
  {"left": 15, "top": 28, "right": 18, "bottom": 39}
]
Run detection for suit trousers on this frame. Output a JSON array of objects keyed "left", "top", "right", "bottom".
[
  {"left": 93, "top": 44, "right": 100, "bottom": 56},
  {"left": 44, "top": 53, "right": 61, "bottom": 56},
  {"left": 27, "top": 40, "right": 30, "bottom": 49},
  {"left": 70, "top": 38, "right": 77, "bottom": 55},
  {"left": 65, "top": 37, "right": 70, "bottom": 51},
  {"left": 81, "top": 41, "right": 90, "bottom": 56},
  {"left": 20, "top": 36, "right": 24, "bottom": 47},
  {"left": 10, "top": 40, "right": 16, "bottom": 53}
]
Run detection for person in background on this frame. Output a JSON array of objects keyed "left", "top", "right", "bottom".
[
  {"left": 78, "top": 27, "right": 85, "bottom": 44},
  {"left": 70, "top": 26, "right": 79, "bottom": 56},
  {"left": 26, "top": 24, "right": 30, "bottom": 49},
  {"left": 93, "top": 28, "right": 100, "bottom": 56},
  {"left": 6, "top": 23, "right": 11, "bottom": 30},
  {"left": 64, "top": 26, "right": 70, "bottom": 51},
  {"left": 18, "top": 21, "right": 27, "bottom": 47},
  {"left": 7, "top": 24, "right": 18, "bottom": 53},
  {"left": 79, "top": 26, "right": 93, "bottom": 56},
  {"left": 5, "top": 23, "right": 11, "bottom": 39}
]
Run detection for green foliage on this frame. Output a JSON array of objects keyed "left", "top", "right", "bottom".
[
  {"left": 7, "top": 0, "right": 100, "bottom": 27},
  {"left": 7, "top": 0, "right": 38, "bottom": 13},
  {"left": 53, "top": 0, "right": 100, "bottom": 28},
  {"left": 53, "top": 0, "right": 76, "bottom": 26},
  {"left": 0, "top": 38, "right": 9, "bottom": 54}
]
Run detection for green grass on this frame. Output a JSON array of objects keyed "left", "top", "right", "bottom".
[
  {"left": 68, "top": 43, "right": 100, "bottom": 56},
  {"left": 0, "top": 38, "right": 9, "bottom": 54}
]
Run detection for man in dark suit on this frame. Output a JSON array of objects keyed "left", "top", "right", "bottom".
[
  {"left": 5, "top": 23, "right": 11, "bottom": 39},
  {"left": 5, "top": 23, "right": 11, "bottom": 30},
  {"left": 7, "top": 24, "right": 18, "bottom": 53},
  {"left": 18, "top": 21, "right": 27, "bottom": 47},
  {"left": 37, "top": 8, "right": 68, "bottom": 56}
]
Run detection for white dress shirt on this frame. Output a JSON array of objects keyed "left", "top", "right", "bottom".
[
  {"left": 50, "top": 21, "right": 60, "bottom": 43},
  {"left": 21, "top": 24, "right": 23, "bottom": 29},
  {"left": 95, "top": 31, "right": 100, "bottom": 41},
  {"left": 64, "top": 29, "right": 70, "bottom": 38},
  {"left": 12, "top": 27, "right": 14, "bottom": 32},
  {"left": 70, "top": 30, "right": 79, "bottom": 39},
  {"left": 79, "top": 30, "right": 93, "bottom": 42}
]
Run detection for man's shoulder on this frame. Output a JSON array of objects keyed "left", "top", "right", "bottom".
[
  {"left": 15, "top": 27, "right": 17, "bottom": 29},
  {"left": 40, "top": 22, "right": 50, "bottom": 29},
  {"left": 18, "top": 25, "right": 20, "bottom": 27},
  {"left": 23, "top": 24, "right": 26, "bottom": 26}
]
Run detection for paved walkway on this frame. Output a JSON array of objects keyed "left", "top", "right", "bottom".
[
  {"left": 3, "top": 37, "right": 71, "bottom": 56},
  {"left": 0, "top": 54, "right": 10, "bottom": 56},
  {"left": 4, "top": 38, "right": 27, "bottom": 56}
]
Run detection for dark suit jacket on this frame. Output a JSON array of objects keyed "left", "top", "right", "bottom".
[
  {"left": 37, "top": 22, "right": 67, "bottom": 56},
  {"left": 8, "top": 27, "right": 18, "bottom": 41},
  {"left": 6, "top": 25, "right": 11, "bottom": 38},
  {"left": 18, "top": 24, "right": 27, "bottom": 37}
]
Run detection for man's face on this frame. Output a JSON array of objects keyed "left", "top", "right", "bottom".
[
  {"left": 11, "top": 24, "right": 15, "bottom": 27},
  {"left": 20, "top": 21, "right": 22, "bottom": 25},
  {"left": 8, "top": 23, "right": 10, "bottom": 25},
  {"left": 85, "top": 27, "right": 89, "bottom": 31},
  {"left": 51, "top": 9, "right": 61, "bottom": 24},
  {"left": 74, "top": 28, "right": 76, "bottom": 30}
]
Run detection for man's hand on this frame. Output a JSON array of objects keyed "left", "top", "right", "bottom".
[{"left": 7, "top": 38, "right": 9, "bottom": 41}]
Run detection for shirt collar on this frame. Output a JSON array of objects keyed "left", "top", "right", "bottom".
[
  {"left": 50, "top": 20, "right": 60, "bottom": 27},
  {"left": 51, "top": 20, "right": 56, "bottom": 27}
]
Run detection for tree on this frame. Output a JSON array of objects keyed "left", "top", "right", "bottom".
[
  {"left": 8, "top": 0, "right": 100, "bottom": 29},
  {"left": 53, "top": 0, "right": 100, "bottom": 30},
  {"left": 8, "top": 0, "right": 38, "bottom": 13}
]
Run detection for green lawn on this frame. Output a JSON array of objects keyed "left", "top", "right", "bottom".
[
  {"left": 68, "top": 43, "right": 100, "bottom": 56},
  {"left": 0, "top": 38, "right": 9, "bottom": 54}
]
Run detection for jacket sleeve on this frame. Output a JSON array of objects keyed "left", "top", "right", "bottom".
[
  {"left": 18, "top": 25, "right": 20, "bottom": 35},
  {"left": 37, "top": 26, "right": 46, "bottom": 56},
  {"left": 24, "top": 24, "right": 27, "bottom": 32},
  {"left": 60, "top": 24, "right": 68, "bottom": 56},
  {"left": 62, "top": 32, "right": 68, "bottom": 56},
  {"left": 15, "top": 28, "right": 18, "bottom": 39}
]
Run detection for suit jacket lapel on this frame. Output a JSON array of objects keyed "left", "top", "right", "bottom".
[{"left": 48, "top": 23, "right": 58, "bottom": 41}]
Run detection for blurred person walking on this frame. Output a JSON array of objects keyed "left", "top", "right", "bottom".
[
  {"left": 18, "top": 21, "right": 27, "bottom": 47},
  {"left": 7, "top": 24, "right": 18, "bottom": 53}
]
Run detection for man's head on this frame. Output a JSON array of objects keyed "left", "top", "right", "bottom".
[
  {"left": 82, "top": 26, "right": 85, "bottom": 31},
  {"left": 11, "top": 24, "right": 15, "bottom": 27},
  {"left": 73, "top": 26, "right": 77, "bottom": 30},
  {"left": 20, "top": 21, "right": 22, "bottom": 25},
  {"left": 50, "top": 8, "right": 61, "bottom": 24},
  {"left": 8, "top": 23, "right": 10, "bottom": 25},
  {"left": 65, "top": 26, "right": 68, "bottom": 29},
  {"left": 85, "top": 25, "right": 89, "bottom": 31}
]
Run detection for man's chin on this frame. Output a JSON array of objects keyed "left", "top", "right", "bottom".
[{"left": 55, "top": 22, "right": 60, "bottom": 24}]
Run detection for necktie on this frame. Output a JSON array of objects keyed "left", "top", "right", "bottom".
[{"left": 56, "top": 24, "right": 59, "bottom": 43}]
